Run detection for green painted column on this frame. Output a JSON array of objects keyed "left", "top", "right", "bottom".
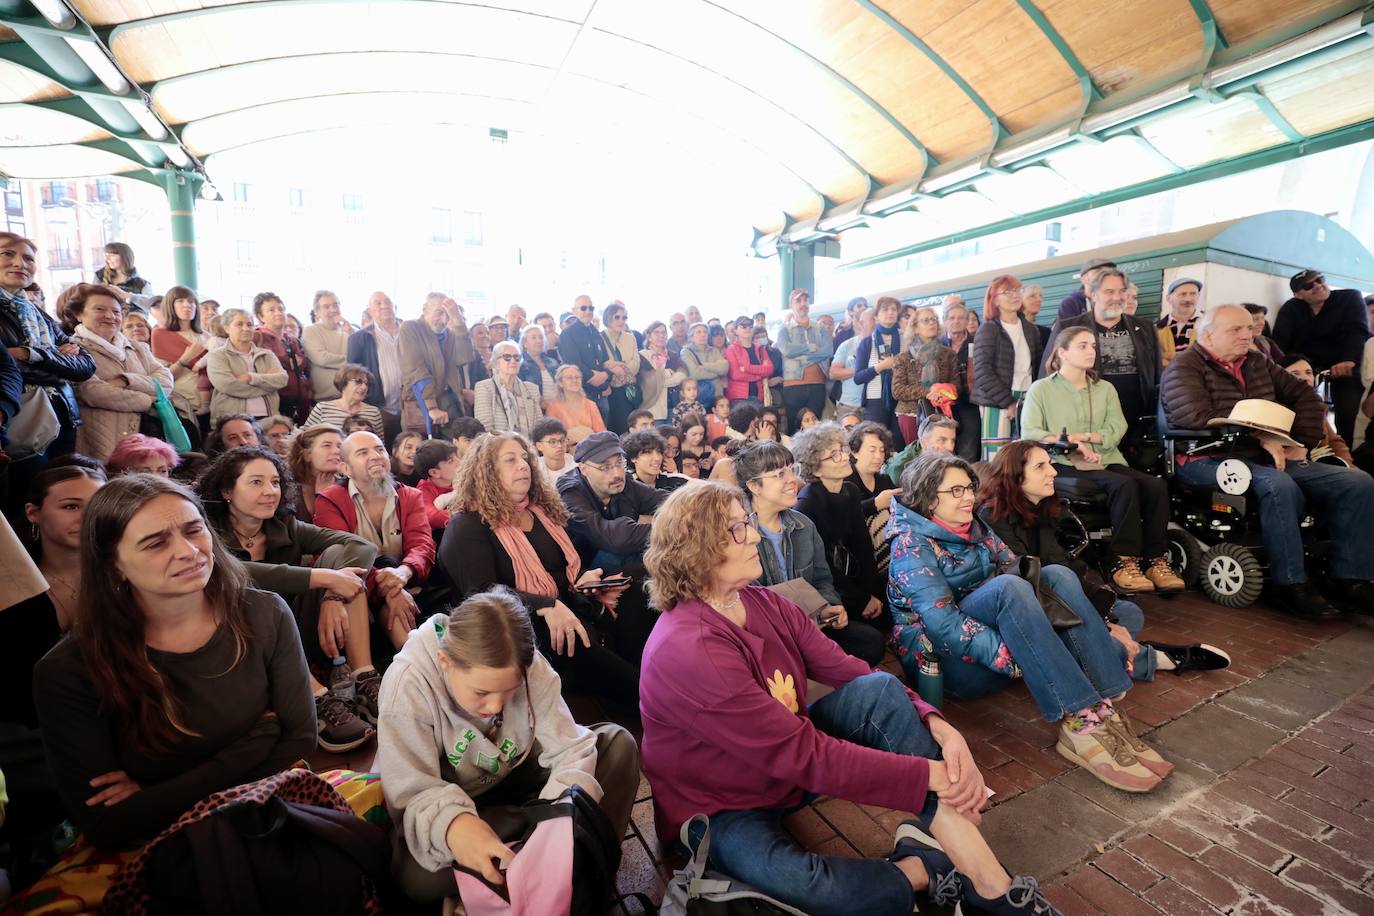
[
  {"left": 779, "top": 242, "right": 815, "bottom": 310},
  {"left": 159, "top": 171, "right": 202, "bottom": 289}
]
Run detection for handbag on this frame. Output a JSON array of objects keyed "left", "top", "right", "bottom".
[
  {"left": 8, "top": 385, "right": 59, "bottom": 458},
  {"left": 1008, "top": 555, "right": 1082, "bottom": 630},
  {"left": 151, "top": 377, "right": 193, "bottom": 454}
]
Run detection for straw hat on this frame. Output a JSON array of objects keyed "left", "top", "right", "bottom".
[{"left": 1206, "top": 399, "right": 1301, "bottom": 448}]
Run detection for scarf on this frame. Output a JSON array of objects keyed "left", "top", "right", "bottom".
[
  {"left": 0, "top": 287, "right": 55, "bottom": 351},
  {"left": 494, "top": 378, "right": 532, "bottom": 437},
  {"left": 492, "top": 499, "right": 582, "bottom": 598},
  {"left": 865, "top": 323, "right": 901, "bottom": 406},
  {"left": 909, "top": 337, "right": 945, "bottom": 387},
  {"left": 73, "top": 323, "right": 132, "bottom": 364}
]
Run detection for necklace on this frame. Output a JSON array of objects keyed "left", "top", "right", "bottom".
[
  {"left": 707, "top": 591, "right": 742, "bottom": 613},
  {"left": 44, "top": 569, "right": 79, "bottom": 604},
  {"left": 230, "top": 522, "right": 263, "bottom": 549}
]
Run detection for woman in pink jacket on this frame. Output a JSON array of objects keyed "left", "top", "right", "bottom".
[
  {"left": 639, "top": 481, "right": 1059, "bottom": 916},
  {"left": 723, "top": 316, "right": 775, "bottom": 405}
]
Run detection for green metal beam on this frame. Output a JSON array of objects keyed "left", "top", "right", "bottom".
[
  {"left": 837, "top": 117, "right": 1374, "bottom": 272},
  {"left": 1186, "top": 0, "right": 1230, "bottom": 87},
  {"left": 851, "top": 0, "right": 1007, "bottom": 148},
  {"left": 160, "top": 170, "right": 200, "bottom": 288},
  {"left": 1013, "top": 0, "right": 1103, "bottom": 115},
  {"left": 1229, "top": 88, "right": 1305, "bottom": 142}
]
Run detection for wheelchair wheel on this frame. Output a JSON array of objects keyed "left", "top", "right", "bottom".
[
  {"left": 1166, "top": 525, "right": 1203, "bottom": 589},
  {"left": 1200, "top": 543, "right": 1263, "bottom": 608}
]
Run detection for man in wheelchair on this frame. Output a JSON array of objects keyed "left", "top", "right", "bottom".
[{"left": 1161, "top": 304, "right": 1374, "bottom": 620}]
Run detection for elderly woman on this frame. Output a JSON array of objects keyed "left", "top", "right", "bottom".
[
  {"left": 304, "top": 362, "right": 385, "bottom": 438},
  {"left": 888, "top": 451, "right": 1172, "bottom": 793},
  {"left": 639, "top": 481, "right": 1055, "bottom": 916},
  {"left": 252, "top": 292, "right": 312, "bottom": 424},
  {"left": 638, "top": 320, "right": 686, "bottom": 420},
  {"left": 1020, "top": 326, "right": 1183, "bottom": 594},
  {"left": 516, "top": 323, "right": 561, "bottom": 401},
  {"left": 437, "top": 432, "right": 639, "bottom": 710},
  {"left": 121, "top": 310, "right": 151, "bottom": 345},
  {"left": 972, "top": 275, "right": 1043, "bottom": 460},
  {"left": 600, "top": 302, "right": 641, "bottom": 433},
  {"left": 545, "top": 362, "right": 606, "bottom": 443},
  {"left": 474, "top": 339, "right": 542, "bottom": 436},
  {"left": 679, "top": 321, "right": 729, "bottom": 406},
  {"left": 847, "top": 420, "right": 900, "bottom": 579},
  {"left": 206, "top": 307, "right": 288, "bottom": 425},
  {"left": 150, "top": 285, "right": 210, "bottom": 427},
  {"left": 891, "top": 306, "right": 958, "bottom": 444},
  {"left": 61, "top": 284, "right": 173, "bottom": 462},
  {"left": 977, "top": 441, "right": 1231, "bottom": 682},
  {"left": 734, "top": 440, "right": 884, "bottom": 665},
  {"left": 793, "top": 422, "right": 887, "bottom": 631}
]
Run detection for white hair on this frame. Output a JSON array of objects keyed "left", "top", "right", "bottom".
[{"left": 1197, "top": 303, "right": 1249, "bottom": 335}]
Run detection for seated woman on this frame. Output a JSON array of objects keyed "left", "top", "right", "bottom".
[
  {"left": 639, "top": 481, "right": 1057, "bottom": 916},
  {"left": 391, "top": 431, "right": 423, "bottom": 487},
  {"left": 474, "top": 340, "right": 543, "bottom": 436},
  {"left": 286, "top": 422, "right": 344, "bottom": 517},
  {"left": 545, "top": 363, "right": 606, "bottom": 444},
  {"left": 735, "top": 440, "right": 885, "bottom": 666},
  {"left": 847, "top": 420, "right": 901, "bottom": 579},
  {"left": 437, "top": 433, "right": 640, "bottom": 712},
  {"left": 378, "top": 588, "right": 640, "bottom": 903},
  {"left": 304, "top": 362, "right": 385, "bottom": 439},
  {"left": 1020, "top": 326, "right": 1184, "bottom": 594},
  {"left": 793, "top": 423, "right": 889, "bottom": 636},
  {"left": 889, "top": 451, "right": 1172, "bottom": 793},
  {"left": 106, "top": 433, "right": 179, "bottom": 477},
  {"left": 24, "top": 464, "right": 107, "bottom": 628},
  {"left": 196, "top": 447, "right": 378, "bottom": 751},
  {"left": 62, "top": 283, "right": 175, "bottom": 463},
  {"left": 977, "top": 441, "right": 1231, "bottom": 680},
  {"left": 32, "top": 474, "right": 316, "bottom": 851}
]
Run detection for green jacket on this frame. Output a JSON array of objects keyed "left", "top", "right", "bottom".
[{"left": 1019, "top": 372, "right": 1128, "bottom": 467}]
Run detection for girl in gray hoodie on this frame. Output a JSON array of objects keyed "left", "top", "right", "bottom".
[{"left": 377, "top": 588, "right": 640, "bottom": 903}]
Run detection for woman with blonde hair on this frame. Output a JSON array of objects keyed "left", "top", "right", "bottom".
[
  {"left": 545, "top": 362, "right": 606, "bottom": 443},
  {"left": 474, "top": 340, "right": 542, "bottom": 436},
  {"left": 891, "top": 306, "right": 958, "bottom": 444},
  {"left": 438, "top": 432, "right": 639, "bottom": 709},
  {"left": 378, "top": 588, "right": 640, "bottom": 903},
  {"left": 639, "top": 481, "right": 1054, "bottom": 916}
]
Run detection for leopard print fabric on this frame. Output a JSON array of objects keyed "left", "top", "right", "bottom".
[{"left": 101, "top": 769, "right": 381, "bottom": 915}]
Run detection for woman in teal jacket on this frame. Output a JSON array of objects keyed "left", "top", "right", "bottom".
[{"left": 888, "top": 451, "right": 1173, "bottom": 794}]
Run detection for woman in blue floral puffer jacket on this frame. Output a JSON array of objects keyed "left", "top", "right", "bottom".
[{"left": 887, "top": 451, "right": 1173, "bottom": 794}]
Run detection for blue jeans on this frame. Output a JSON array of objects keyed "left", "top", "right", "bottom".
[
  {"left": 1177, "top": 458, "right": 1374, "bottom": 585},
  {"left": 687, "top": 672, "right": 940, "bottom": 916},
  {"left": 1110, "top": 599, "right": 1155, "bottom": 681},
  {"left": 942, "top": 567, "right": 1132, "bottom": 721}
]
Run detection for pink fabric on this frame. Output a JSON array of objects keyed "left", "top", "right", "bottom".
[
  {"left": 490, "top": 499, "right": 582, "bottom": 598},
  {"left": 931, "top": 516, "right": 973, "bottom": 539},
  {"left": 453, "top": 816, "right": 573, "bottom": 916}
]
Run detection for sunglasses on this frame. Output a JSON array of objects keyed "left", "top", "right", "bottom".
[
  {"left": 1298, "top": 275, "right": 1325, "bottom": 291},
  {"left": 496, "top": 354, "right": 520, "bottom": 362},
  {"left": 577, "top": 305, "right": 595, "bottom": 313}
]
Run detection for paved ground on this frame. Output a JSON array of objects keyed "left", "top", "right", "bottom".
[{"left": 318, "top": 591, "right": 1374, "bottom": 914}]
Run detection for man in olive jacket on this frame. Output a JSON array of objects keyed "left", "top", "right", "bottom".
[{"left": 1161, "top": 304, "right": 1374, "bottom": 620}]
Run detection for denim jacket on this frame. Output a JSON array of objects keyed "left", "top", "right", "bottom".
[
  {"left": 751, "top": 509, "right": 842, "bottom": 606},
  {"left": 887, "top": 499, "right": 1021, "bottom": 679},
  {"left": 779, "top": 322, "right": 833, "bottom": 381}
]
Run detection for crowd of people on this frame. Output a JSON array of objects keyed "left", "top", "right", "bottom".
[{"left": 1, "top": 228, "right": 1371, "bottom": 915}]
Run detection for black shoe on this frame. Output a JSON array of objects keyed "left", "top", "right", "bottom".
[
  {"left": 890, "top": 822, "right": 962, "bottom": 909},
  {"left": 1142, "top": 641, "right": 1232, "bottom": 674},
  {"left": 1271, "top": 582, "right": 1341, "bottom": 620},
  {"left": 353, "top": 668, "right": 381, "bottom": 724},
  {"left": 315, "top": 692, "right": 375, "bottom": 753},
  {"left": 1326, "top": 579, "right": 1374, "bottom": 615},
  {"left": 962, "top": 875, "right": 1063, "bottom": 915}
]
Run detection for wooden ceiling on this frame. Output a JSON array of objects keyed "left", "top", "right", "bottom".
[{"left": 2, "top": 0, "right": 1373, "bottom": 235}]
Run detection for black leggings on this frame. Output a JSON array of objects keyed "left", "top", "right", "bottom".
[{"left": 1054, "top": 463, "right": 1169, "bottom": 560}]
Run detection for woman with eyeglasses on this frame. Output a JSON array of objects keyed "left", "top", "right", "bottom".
[
  {"left": 600, "top": 303, "right": 641, "bottom": 433},
  {"left": 888, "top": 451, "right": 1171, "bottom": 794},
  {"left": 304, "top": 362, "right": 385, "bottom": 438},
  {"left": 474, "top": 339, "right": 543, "bottom": 437},
  {"left": 545, "top": 363, "right": 606, "bottom": 444},
  {"left": 724, "top": 315, "right": 775, "bottom": 406},
  {"left": 972, "top": 275, "right": 1043, "bottom": 461},
  {"left": 639, "top": 481, "right": 1056, "bottom": 916},
  {"left": 793, "top": 423, "right": 888, "bottom": 640},
  {"left": 735, "top": 441, "right": 884, "bottom": 664},
  {"left": 378, "top": 588, "right": 640, "bottom": 903},
  {"left": 891, "top": 306, "right": 958, "bottom": 445}
]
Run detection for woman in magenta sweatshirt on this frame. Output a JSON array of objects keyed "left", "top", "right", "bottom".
[{"left": 639, "top": 481, "right": 1060, "bottom": 916}]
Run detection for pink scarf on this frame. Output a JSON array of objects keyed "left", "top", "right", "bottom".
[{"left": 492, "top": 499, "right": 581, "bottom": 598}]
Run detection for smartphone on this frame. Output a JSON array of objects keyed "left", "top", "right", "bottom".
[
  {"left": 818, "top": 612, "right": 842, "bottom": 629},
  {"left": 575, "top": 575, "right": 631, "bottom": 593}
]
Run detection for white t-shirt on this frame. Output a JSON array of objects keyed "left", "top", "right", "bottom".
[
  {"left": 540, "top": 456, "right": 577, "bottom": 489},
  {"left": 1001, "top": 319, "right": 1033, "bottom": 392}
]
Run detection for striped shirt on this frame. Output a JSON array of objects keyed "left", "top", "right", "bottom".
[{"left": 304, "top": 400, "right": 385, "bottom": 438}]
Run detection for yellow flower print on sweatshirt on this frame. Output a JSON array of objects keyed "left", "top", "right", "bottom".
[{"left": 766, "top": 669, "right": 799, "bottom": 714}]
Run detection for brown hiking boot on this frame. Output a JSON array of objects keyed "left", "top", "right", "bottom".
[
  {"left": 1111, "top": 557, "right": 1155, "bottom": 593},
  {"left": 1106, "top": 710, "right": 1173, "bottom": 778},
  {"left": 1144, "top": 556, "right": 1185, "bottom": 592}
]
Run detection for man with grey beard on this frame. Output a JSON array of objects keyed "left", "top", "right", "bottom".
[{"left": 314, "top": 431, "right": 437, "bottom": 655}]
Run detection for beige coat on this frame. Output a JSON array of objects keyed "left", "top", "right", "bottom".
[
  {"left": 399, "top": 317, "right": 474, "bottom": 413},
  {"left": 72, "top": 324, "right": 175, "bottom": 461},
  {"left": 206, "top": 344, "right": 288, "bottom": 423},
  {"left": 301, "top": 320, "right": 352, "bottom": 400}
]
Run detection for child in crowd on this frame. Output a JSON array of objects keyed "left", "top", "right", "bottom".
[
  {"left": 671, "top": 377, "right": 705, "bottom": 425},
  {"left": 532, "top": 416, "right": 576, "bottom": 486},
  {"left": 707, "top": 395, "right": 731, "bottom": 441},
  {"left": 451, "top": 416, "right": 486, "bottom": 461},
  {"left": 414, "top": 439, "right": 460, "bottom": 532},
  {"left": 377, "top": 588, "right": 641, "bottom": 903}
]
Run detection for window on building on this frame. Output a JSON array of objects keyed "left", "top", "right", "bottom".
[
  {"left": 289, "top": 188, "right": 306, "bottom": 210},
  {"left": 431, "top": 208, "right": 453, "bottom": 244},
  {"left": 93, "top": 179, "right": 117, "bottom": 203},
  {"left": 5, "top": 190, "right": 23, "bottom": 214},
  {"left": 233, "top": 182, "right": 252, "bottom": 204},
  {"left": 462, "top": 210, "right": 483, "bottom": 246},
  {"left": 6, "top": 218, "right": 26, "bottom": 237},
  {"left": 40, "top": 181, "right": 75, "bottom": 207},
  {"left": 236, "top": 240, "right": 254, "bottom": 262},
  {"left": 342, "top": 193, "right": 364, "bottom": 211}
]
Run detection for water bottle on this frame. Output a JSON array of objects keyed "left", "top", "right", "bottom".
[
  {"left": 916, "top": 656, "right": 944, "bottom": 710},
  {"left": 329, "top": 656, "right": 355, "bottom": 699}
]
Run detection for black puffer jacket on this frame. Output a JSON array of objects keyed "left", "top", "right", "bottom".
[
  {"left": 0, "top": 296, "right": 96, "bottom": 427},
  {"left": 971, "top": 315, "right": 1044, "bottom": 408}
]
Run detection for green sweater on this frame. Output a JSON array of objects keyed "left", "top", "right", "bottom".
[{"left": 1020, "top": 372, "right": 1128, "bottom": 467}]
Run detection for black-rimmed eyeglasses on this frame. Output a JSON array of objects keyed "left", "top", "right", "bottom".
[{"left": 726, "top": 512, "right": 759, "bottom": 544}]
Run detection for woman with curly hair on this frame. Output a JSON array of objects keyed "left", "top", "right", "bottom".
[
  {"left": 437, "top": 432, "right": 639, "bottom": 710},
  {"left": 196, "top": 446, "right": 377, "bottom": 751}
]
